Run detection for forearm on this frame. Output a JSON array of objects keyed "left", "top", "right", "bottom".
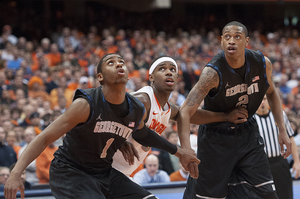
[
  {"left": 177, "top": 110, "right": 192, "bottom": 148},
  {"left": 266, "top": 91, "right": 285, "bottom": 131},
  {"left": 291, "top": 137, "right": 300, "bottom": 164},
  {"left": 190, "top": 109, "right": 226, "bottom": 125},
  {"left": 132, "top": 126, "right": 177, "bottom": 154}
]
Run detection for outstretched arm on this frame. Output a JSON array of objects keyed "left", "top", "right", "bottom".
[
  {"left": 4, "top": 98, "right": 90, "bottom": 199},
  {"left": 178, "top": 67, "right": 219, "bottom": 148},
  {"left": 265, "top": 56, "right": 292, "bottom": 158}
]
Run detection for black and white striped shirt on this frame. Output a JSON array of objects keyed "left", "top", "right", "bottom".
[{"left": 253, "top": 110, "right": 294, "bottom": 158}]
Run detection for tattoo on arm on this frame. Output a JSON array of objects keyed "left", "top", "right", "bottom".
[{"left": 186, "top": 67, "right": 219, "bottom": 107}]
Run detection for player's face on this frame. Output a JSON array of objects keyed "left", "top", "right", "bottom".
[
  {"left": 150, "top": 61, "right": 178, "bottom": 92},
  {"left": 98, "top": 54, "right": 128, "bottom": 85},
  {"left": 221, "top": 25, "right": 249, "bottom": 59}
]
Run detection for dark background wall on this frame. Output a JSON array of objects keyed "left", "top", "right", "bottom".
[{"left": 1, "top": 0, "right": 300, "bottom": 41}]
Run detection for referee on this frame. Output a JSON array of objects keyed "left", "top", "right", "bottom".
[{"left": 254, "top": 95, "right": 300, "bottom": 199}]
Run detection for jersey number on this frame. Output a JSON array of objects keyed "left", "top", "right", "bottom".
[
  {"left": 236, "top": 94, "right": 248, "bottom": 108},
  {"left": 100, "top": 138, "right": 115, "bottom": 158}
]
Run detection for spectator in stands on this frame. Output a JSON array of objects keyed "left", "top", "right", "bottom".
[
  {"left": 28, "top": 76, "right": 51, "bottom": 102},
  {"left": 0, "top": 127, "right": 17, "bottom": 167},
  {"left": 1, "top": 25, "right": 17, "bottom": 45},
  {"left": 50, "top": 76, "right": 73, "bottom": 108},
  {"left": 29, "top": 112, "right": 42, "bottom": 135},
  {"left": 133, "top": 154, "right": 170, "bottom": 184},
  {"left": 158, "top": 130, "right": 180, "bottom": 175},
  {"left": 0, "top": 166, "right": 10, "bottom": 190},
  {"left": 36, "top": 142, "right": 58, "bottom": 184},
  {"left": 5, "top": 130, "right": 21, "bottom": 158},
  {"left": 19, "top": 104, "right": 34, "bottom": 127},
  {"left": 18, "top": 126, "right": 38, "bottom": 185}
]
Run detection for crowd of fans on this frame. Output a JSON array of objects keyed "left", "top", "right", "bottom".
[{"left": 1, "top": 17, "right": 300, "bottom": 189}]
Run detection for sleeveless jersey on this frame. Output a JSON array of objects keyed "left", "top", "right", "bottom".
[
  {"left": 53, "top": 87, "right": 145, "bottom": 174},
  {"left": 112, "top": 86, "right": 171, "bottom": 175},
  {"left": 203, "top": 49, "right": 269, "bottom": 128}
]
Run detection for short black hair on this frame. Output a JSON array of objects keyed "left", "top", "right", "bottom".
[
  {"left": 96, "top": 53, "right": 119, "bottom": 74},
  {"left": 222, "top": 21, "right": 248, "bottom": 37}
]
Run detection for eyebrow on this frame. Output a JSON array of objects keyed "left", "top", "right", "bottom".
[{"left": 105, "top": 56, "right": 123, "bottom": 62}]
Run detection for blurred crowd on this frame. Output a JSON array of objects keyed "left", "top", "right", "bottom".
[{"left": 1, "top": 16, "right": 300, "bottom": 188}]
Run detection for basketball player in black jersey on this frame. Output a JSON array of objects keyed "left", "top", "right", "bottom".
[
  {"left": 178, "top": 21, "right": 292, "bottom": 199},
  {"left": 4, "top": 53, "right": 200, "bottom": 199}
]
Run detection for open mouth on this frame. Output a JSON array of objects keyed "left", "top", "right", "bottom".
[
  {"left": 165, "top": 78, "right": 174, "bottom": 86},
  {"left": 227, "top": 46, "right": 237, "bottom": 53},
  {"left": 117, "top": 68, "right": 125, "bottom": 75}
]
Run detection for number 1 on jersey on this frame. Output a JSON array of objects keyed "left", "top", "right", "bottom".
[{"left": 100, "top": 138, "right": 115, "bottom": 158}]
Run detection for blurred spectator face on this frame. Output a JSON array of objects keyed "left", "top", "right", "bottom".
[
  {"left": 25, "top": 41, "right": 34, "bottom": 52},
  {"left": 11, "top": 109, "right": 21, "bottom": 121},
  {"left": 5, "top": 42, "right": 13, "bottom": 52},
  {"left": 6, "top": 130, "right": 17, "bottom": 147},
  {"left": 42, "top": 101, "right": 51, "bottom": 111},
  {"left": 0, "top": 167, "right": 10, "bottom": 185},
  {"left": 2, "top": 120, "right": 13, "bottom": 132},
  {"left": 23, "top": 127, "right": 36, "bottom": 143},
  {"left": 145, "top": 154, "right": 159, "bottom": 177},
  {"left": 167, "top": 132, "right": 178, "bottom": 145},
  {"left": 2, "top": 108, "right": 11, "bottom": 120},
  {"left": 62, "top": 27, "right": 71, "bottom": 37},
  {"left": 0, "top": 71, "right": 6, "bottom": 85},
  {"left": 50, "top": 43, "right": 59, "bottom": 53},
  {"left": 58, "top": 76, "right": 67, "bottom": 89},
  {"left": 13, "top": 126, "right": 24, "bottom": 142},
  {"left": 41, "top": 38, "right": 50, "bottom": 49},
  {"left": 17, "top": 98, "right": 27, "bottom": 110},
  {"left": 0, "top": 127, "right": 5, "bottom": 143},
  {"left": 14, "top": 76, "right": 24, "bottom": 88},
  {"left": 64, "top": 68, "right": 72, "bottom": 81},
  {"left": 23, "top": 104, "right": 34, "bottom": 119},
  {"left": 58, "top": 96, "right": 67, "bottom": 109}
]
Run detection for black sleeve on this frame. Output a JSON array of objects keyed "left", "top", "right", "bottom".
[{"left": 132, "top": 125, "right": 177, "bottom": 154}]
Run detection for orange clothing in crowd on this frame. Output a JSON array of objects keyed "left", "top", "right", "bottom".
[
  {"left": 94, "top": 46, "right": 118, "bottom": 58},
  {"left": 170, "top": 170, "right": 187, "bottom": 182},
  {"left": 28, "top": 90, "right": 51, "bottom": 102},
  {"left": 36, "top": 145, "right": 58, "bottom": 184},
  {"left": 128, "top": 70, "right": 140, "bottom": 79},
  {"left": 12, "top": 145, "right": 21, "bottom": 157},
  {"left": 50, "top": 88, "right": 74, "bottom": 108},
  {"left": 44, "top": 53, "right": 61, "bottom": 67}
]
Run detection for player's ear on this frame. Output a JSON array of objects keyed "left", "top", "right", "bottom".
[
  {"left": 97, "top": 73, "right": 104, "bottom": 82},
  {"left": 149, "top": 74, "right": 154, "bottom": 83}
]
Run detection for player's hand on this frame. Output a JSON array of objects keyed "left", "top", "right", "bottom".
[
  {"left": 119, "top": 141, "right": 140, "bottom": 165},
  {"left": 292, "top": 162, "right": 300, "bottom": 179},
  {"left": 187, "top": 162, "right": 199, "bottom": 179},
  {"left": 278, "top": 131, "right": 292, "bottom": 159},
  {"left": 175, "top": 146, "right": 200, "bottom": 178},
  {"left": 226, "top": 106, "right": 248, "bottom": 124},
  {"left": 4, "top": 173, "right": 25, "bottom": 199}
]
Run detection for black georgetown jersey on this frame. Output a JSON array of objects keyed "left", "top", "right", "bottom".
[
  {"left": 203, "top": 49, "right": 269, "bottom": 128},
  {"left": 53, "top": 87, "right": 145, "bottom": 174}
]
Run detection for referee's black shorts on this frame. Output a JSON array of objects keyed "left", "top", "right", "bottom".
[
  {"left": 49, "top": 158, "right": 157, "bottom": 199},
  {"left": 184, "top": 120, "right": 278, "bottom": 199}
]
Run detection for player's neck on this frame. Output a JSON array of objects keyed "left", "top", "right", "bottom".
[
  {"left": 102, "top": 85, "right": 126, "bottom": 104},
  {"left": 152, "top": 86, "right": 170, "bottom": 107},
  {"left": 225, "top": 56, "right": 245, "bottom": 69}
]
